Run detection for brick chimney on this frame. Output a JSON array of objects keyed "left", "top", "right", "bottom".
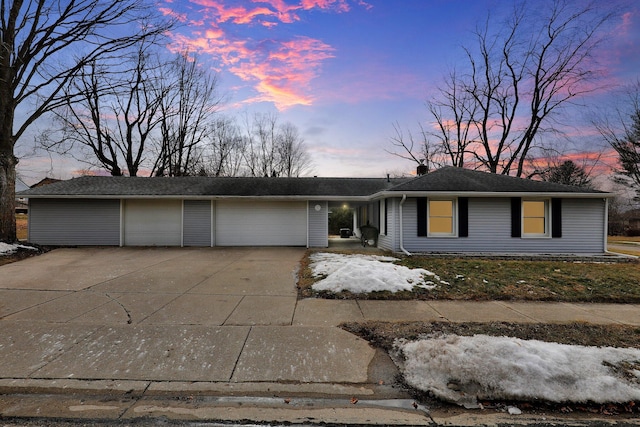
[{"left": 416, "top": 163, "right": 428, "bottom": 176}]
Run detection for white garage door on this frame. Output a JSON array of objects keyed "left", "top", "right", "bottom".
[
  {"left": 124, "top": 199, "right": 182, "bottom": 246},
  {"left": 216, "top": 200, "right": 307, "bottom": 246}
]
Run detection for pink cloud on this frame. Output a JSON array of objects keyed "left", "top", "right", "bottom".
[
  {"left": 528, "top": 149, "right": 618, "bottom": 177},
  {"left": 159, "top": 7, "right": 189, "bottom": 22},
  {"left": 161, "top": 1, "right": 355, "bottom": 109},
  {"left": 299, "top": 0, "right": 350, "bottom": 12}
]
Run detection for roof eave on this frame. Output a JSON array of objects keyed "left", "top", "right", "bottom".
[
  {"left": 372, "top": 190, "right": 613, "bottom": 199},
  {"left": 21, "top": 194, "right": 376, "bottom": 201}
]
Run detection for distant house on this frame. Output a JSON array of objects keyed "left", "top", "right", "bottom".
[
  {"left": 18, "top": 167, "right": 612, "bottom": 255},
  {"left": 15, "top": 177, "right": 62, "bottom": 213},
  {"left": 31, "top": 177, "right": 62, "bottom": 188},
  {"left": 15, "top": 178, "right": 29, "bottom": 214}
]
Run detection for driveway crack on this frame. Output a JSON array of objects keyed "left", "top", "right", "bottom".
[
  {"left": 355, "top": 299, "right": 366, "bottom": 319},
  {"left": 228, "top": 325, "right": 252, "bottom": 382},
  {"left": 105, "top": 292, "right": 132, "bottom": 324}
]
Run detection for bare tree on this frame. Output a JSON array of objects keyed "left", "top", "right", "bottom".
[
  {"left": 475, "top": 0, "right": 612, "bottom": 176},
  {"left": 200, "top": 116, "right": 246, "bottom": 177},
  {"left": 152, "top": 53, "right": 221, "bottom": 177},
  {"left": 277, "top": 122, "right": 312, "bottom": 177},
  {"left": 427, "top": 69, "right": 479, "bottom": 169},
  {"left": 241, "top": 112, "right": 311, "bottom": 177},
  {"left": 44, "top": 41, "right": 165, "bottom": 176},
  {"left": 594, "top": 80, "right": 640, "bottom": 199},
  {"left": 387, "top": 122, "right": 447, "bottom": 173},
  {"left": 389, "top": 69, "right": 478, "bottom": 172},
  {"left": 394, "top": 0, "right": 614, "bottom": 178},
  {"left": 243, "top": 112, "right": 280, "bottom": 177},
  {"left": 0, "top": 0, "right": 171, "bottom": 242}
]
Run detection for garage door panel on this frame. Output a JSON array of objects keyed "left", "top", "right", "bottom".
[
  {"left": 29, "top": 199, "right": 120, "bottom": 246},
  {"left": 124, "top": 199, "right": 182, "bottom": 246},
  {"left": 216, "top": 201, "right": 306, "bottom": 246}
]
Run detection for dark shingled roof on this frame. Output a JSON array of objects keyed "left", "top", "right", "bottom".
[
  {"left": 387, "top": 167, "right": 607, "bottom": 194},
  {"left": 18, "top": 167, "right": 608, "bottom": 199},
  {"left": 18, "top": 175, "right": 407, "bottom": 198}
]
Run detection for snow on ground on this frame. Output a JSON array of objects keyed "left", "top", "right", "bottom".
[
  {"left": 396, "top": 334, "right": 640, "bottom": 407},
  {"left": 0, "top": 242, "right": 37, "bottom": 255},
  {"left": 309, "top": 252, "right": 441, "bottom": 293}
]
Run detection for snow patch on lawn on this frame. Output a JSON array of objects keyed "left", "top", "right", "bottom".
[
  {"left": 0, "top": 242, "right": 37, "bottom": 255},
  {"left": 309, "top": 252, "right": 439, "bottom": 293},
  {"left": 396, "top": 334, "right": 640, "bottom": 407}
]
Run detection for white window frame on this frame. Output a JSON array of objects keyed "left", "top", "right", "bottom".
[
  {"left": 427, "top": 198, "right": 457, "bottom": 237},
  {"left": 522, "top": 199, "right": 551, "bottom": 238}
]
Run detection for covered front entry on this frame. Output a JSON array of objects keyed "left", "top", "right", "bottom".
[
  {"left": 216, "top": 200, "right": 307, "bottom": 246},
  {"left": 123, "top": 199, "right": 182, "bottom": 246}
]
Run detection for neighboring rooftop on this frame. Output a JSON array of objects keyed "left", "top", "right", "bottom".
[{"left": 30, "top": 177, "right": 62, "bottom": 188}]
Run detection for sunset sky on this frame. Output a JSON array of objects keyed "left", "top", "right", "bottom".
[{"left": 17, "top": 0, "right": 640, "bottom": 182}]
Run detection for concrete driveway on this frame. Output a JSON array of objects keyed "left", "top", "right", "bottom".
[
  {"left": 0, "top": 247, "right": 301, "bottom": 326},
  {"left": 0, "top": 247, "right": 394, "bottom": 389}
]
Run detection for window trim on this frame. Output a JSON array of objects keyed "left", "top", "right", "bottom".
[
  {"left": 379, "top": 199, "right": 387, "bottom": 236},
  {"left": 521, "top": 198, "right": 551, "bottom": 238},
  {"left": 427, "top": 198, "right": 457, "bottom": 237}
]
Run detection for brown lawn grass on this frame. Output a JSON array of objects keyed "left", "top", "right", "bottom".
[
  {"left": 298, "top": 250, "right": 640, "bottom": 303},
  {"left": 609, "top": 235, "right": 640, "bottom": 243},
  {"left": 16, "top": 213, "right": 28, "bottom": 241}
]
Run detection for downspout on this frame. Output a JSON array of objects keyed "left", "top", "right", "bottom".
[{"left": 399, "top": 194, "right": 412, "bottom": 256}]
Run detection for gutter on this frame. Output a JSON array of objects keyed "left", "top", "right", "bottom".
[
  {"left": 371, "top": 190, "right": 614, "bottom": 200},
  {"left": 17, "top": 194, "right": 375, "bottom": 202},
  {"left": 399, "top": 194, "right": 412, "bottom": 256}
]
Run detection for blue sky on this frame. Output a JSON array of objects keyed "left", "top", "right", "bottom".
[{"left": 17, "top": 0, "right": 640, "bottom": 181}]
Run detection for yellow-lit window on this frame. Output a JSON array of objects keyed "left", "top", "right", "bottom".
[
  {"left": 522, "top": 200, "right": 548, "bottom": 236},
  {"left": 429, "top": 200, "right": 455, "bottom": 236}
]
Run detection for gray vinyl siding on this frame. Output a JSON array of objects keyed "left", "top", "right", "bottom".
[
  {"left": 183, "top": 200, "right": 212, "bottom": 247},
  {"left": 377, "top": 198, "right": 398, "bottom": 251},
  {"left": 400, "top": 197, "right": 605, "bottom": 254},
  {"left": 29, "top": 198, "right": 120, "bottom": 246},
  {"left": 308, "top": 201, "right": 328, "bottom": 247}
]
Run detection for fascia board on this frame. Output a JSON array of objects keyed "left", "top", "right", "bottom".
[
  {"left": 22, "top": 194, "right": 375, "bottom": 201},
  {"left": 370, "top": 191, "right": 614, "bottom": 199}
]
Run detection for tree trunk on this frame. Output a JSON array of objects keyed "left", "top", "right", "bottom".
[{"left": 0, "top": 149, "right": 17, "bottom": 243}]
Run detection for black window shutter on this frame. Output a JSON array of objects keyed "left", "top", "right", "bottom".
[
  {"left": 417, "top": 197, "right": 427, "bottom": 236},
  {"left": 551, "top": 198, "right": 562, "bottom": 238},
  {"left": 511, "top": 197, "right": 521, "bottom": 238},
  {"left": 458, "top": 197, "right": 469, "bottom": 237}
]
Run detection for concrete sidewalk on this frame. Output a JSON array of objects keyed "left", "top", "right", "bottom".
[{"left": 1, "top": 247, "right": 639, "bottom": 425}]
